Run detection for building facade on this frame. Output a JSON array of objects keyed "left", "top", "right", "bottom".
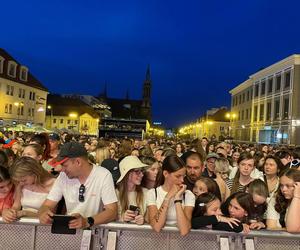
[
  {"left": 230, "top": 54, "right": 300, "bottom": 145},
  {"left": 0, "top": 49, "right": 48, "bottom": 127},
  {"left": 46, "top": 94, "right": 99, "bottom": 136}
]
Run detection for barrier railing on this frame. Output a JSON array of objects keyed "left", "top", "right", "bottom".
[{"left": 1, "top": 219, "right": 300, "bottom": 250}]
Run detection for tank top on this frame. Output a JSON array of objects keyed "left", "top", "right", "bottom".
[{"left": 21, "top": 189, "right": 48, "bottom": 212}]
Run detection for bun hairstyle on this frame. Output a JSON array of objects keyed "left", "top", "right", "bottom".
[{"left": 192, "top": 192, "right": 219, "bottom": 217}]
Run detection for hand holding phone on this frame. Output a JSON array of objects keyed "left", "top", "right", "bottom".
[{"left": 129, "top": 205, "right": 140, "bottom": 216}]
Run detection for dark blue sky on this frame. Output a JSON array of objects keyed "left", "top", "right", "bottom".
[{"left": 2, "top": 0, "right": 300, "bottom": 128}]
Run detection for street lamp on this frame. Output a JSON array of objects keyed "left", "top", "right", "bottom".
[
  {"left": 47, "top": 105, "right": 53, "bottom": 129},
  {"left": 226, "top": 112, "right": 237, "bottom": 138},
  {"left": 69, "top": 113, "right": 78, "bottom": 132}
]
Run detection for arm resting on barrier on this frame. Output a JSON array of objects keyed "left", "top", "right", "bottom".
[
  {"left": 38, "top": 199, "right": 58, "bottom": 224},
  {"left": 68, "top": 202, "right": 118, "bottom": 229},
  {"left": 2, "top": 185, "right": 22, "bottom": 223},
  {"left": 175, "top": 204, "right": 193, "bottom": 236},
  {"left": 148, "top": 198, "right": 170, "bottom": 233},
  {"left": 92, "top": 202, "right": 118, "bottom": 226}
]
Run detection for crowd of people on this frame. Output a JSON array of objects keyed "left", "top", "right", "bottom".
[{"left": 0, "top": 130, "right": 300, "bottom": 236}]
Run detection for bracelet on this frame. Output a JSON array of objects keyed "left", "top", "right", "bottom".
[{"left": 174, "top": 200, "right": 182, "bottom": 204}]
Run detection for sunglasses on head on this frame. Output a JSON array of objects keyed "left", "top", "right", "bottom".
[
  {"left": 290, "top": 159, "right": 300, "bottom": 169},
  {"left": 79, "top": 184, "right": 85, "bottom": 202}
]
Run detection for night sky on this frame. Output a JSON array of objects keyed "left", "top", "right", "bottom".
[{"left": 2, "top": 0, "right": 300, "bottom": 128}]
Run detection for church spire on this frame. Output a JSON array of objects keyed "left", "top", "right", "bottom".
[{"left": 145, "top": 64, "right": 151, "bottom": 81}]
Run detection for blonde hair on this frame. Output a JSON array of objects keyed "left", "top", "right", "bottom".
[
  {"left": 95, "top": 147, "right": 111, "bottom": 165},
  {"left": 214, "top": 158, "right": 230, "bottom": 174},
  {"left": 10, "top": 156, "right": 52, "bottom": 186}
]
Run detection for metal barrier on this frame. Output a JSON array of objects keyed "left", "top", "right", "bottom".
[{"left": 1, "top": 219, "right": 300, "bottom": 250}]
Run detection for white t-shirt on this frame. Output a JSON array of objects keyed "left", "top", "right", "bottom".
[
  {"left": 47, "top": 165, "right": 118, "bottom": 217},
  {"left": 116, "top": 188, "right": 148, "bottom": 219},
  {"left": 146, "top": 186, "right": 195, "bottom": 225}
]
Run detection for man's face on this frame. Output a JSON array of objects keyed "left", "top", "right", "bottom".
[
  {"left": 206, "top": 157, "right": 217, "bottom": 173},
  {"left": 61, "top": 158, "right": 80, "bottom": 179},
  {"left": 49, "top": 139, "right": 59, "bottom": 151},
  {"left": 186, "top": 158, "right": 203, "bottom": 182}
]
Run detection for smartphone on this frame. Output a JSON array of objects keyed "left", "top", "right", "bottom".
[
  {"left": 51, "top": 215, "right": 76, "bottom": 234},
  {"left": 129, "top": 205, "right": 140, "bottom": 216}
]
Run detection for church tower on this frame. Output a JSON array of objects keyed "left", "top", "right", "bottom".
[{"left": 141, "top": 65, "right": 152, "bottom": 121}]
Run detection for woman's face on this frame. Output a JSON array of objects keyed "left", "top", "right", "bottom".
[
  {"left": 205, "top": 199, "right": 222, "bottom": 216},
  {"left": 208, "top": 144, "right": 214, "bottom": 152},
  {"left": 16, "top": 175, "right": 36, "bottom": 187},
  {"left": 193, "top": 180, "right": 208, "bottom": 197},
  {"left": 252, "top": 194, "right": 266, "bottom": 206},
  {"left": 232, "top": 152, "right": 240, "bottom": 162},
  {"left": 0, "top": 180, "right": 13, "bottom": 196},
  {"left": 264, "top": 158, "right": 278, "bottom": 176},
  {"left": 239, "top": 159, "right": 254, "bottom": 177},
  {"left": 280, "top": 175, "right": 295, "bottom": 200},
  {"left": 229, "top": 198, "right": 247, "bottom": 220},
  {"left": 22, "top": 146, "right": 41, "bottom": 161},
  {"left": 165, "top": 167, "right": 186, "bottom": 186},
  {"left": 128, "top": 168, "right": 144, "bottom": 186},
  {"left": 146, "top": 162, "right": 160, "bottom": 182},
  {"left": 176, "top": 144, "right": 182, "bottom": 153}
]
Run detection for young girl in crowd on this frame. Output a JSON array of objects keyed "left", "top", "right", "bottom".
[
  {"left": 140, "top": 156, "right": 160, "bottom": 190},
  {"left": 286, "top": 179, "right": 300, "bottom": 232},
  {"left": 22, "top": 144, "right": 43, "bottom": 163},
  {"left": 2, "top": 156, "right": 55, "bottom": 222},
  {"left": 246, "top": 179, "right": 268, "bottom": 228},
  {"left": 192, "top": 192, "right": 243, "bottom": 232},
  {"left": 222, "top": 192, "right": 256, "bottom": 233},
  {"left": 226, "top": 152, "right": 256, "bottom": 194},
  {"left": 0, "top": 166, "right": 14, "bottom": 214},
  {"left": 116, "top": 156, "right": 148, "bottom": 225},
  {"left": 193, "top": 177, "right": 221, "bottom": 201},
  {"left": 146, "top": 155, "right": 195, "bottom": 236},
  {"left": 266, "top": 168, "right": 300, "bottom": 230},
  {"left": 175, "top": 143, "right": 185, "bottom": 157}
]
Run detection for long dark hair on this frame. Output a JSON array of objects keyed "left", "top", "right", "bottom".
[
  {"left": 156, "top": 155, "right": 185, "bottom": 186},
  {"left": 193, "top": 192, "right": 219, "bottom": 217},
  {"left": 223, "top": 192, "right": 255, "bottom": 223},
  {"left": 275, "top": 168, "right": 300, "bottom": 214}
]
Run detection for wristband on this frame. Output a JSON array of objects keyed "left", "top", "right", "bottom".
[{"left": 174, "top": 200, "right": 182, "bottom": 204}]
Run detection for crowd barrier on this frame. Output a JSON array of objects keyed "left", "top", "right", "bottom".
[{"left": 1, "top": 218, "right": 300, "bottom": 250}]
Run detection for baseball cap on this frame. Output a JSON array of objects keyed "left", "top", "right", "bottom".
[
  {"left": 116, "top": 156, "right": 148, "bottom": 184},
  {"left": 49, "top": 133, "right": 60, "bottom": 141},
  {"left": 206, "top": 153, "right": 220, "bottom": 160},
  {"left": 49, "top": 141, "right": 88, "bottom": 166}
]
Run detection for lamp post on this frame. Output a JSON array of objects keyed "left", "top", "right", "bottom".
[
  {"left": 226, "top": 112, "right": 236, "bottom": 138},
  {"left": 47, "top": 105, "right": 53, "bottom": 129}
]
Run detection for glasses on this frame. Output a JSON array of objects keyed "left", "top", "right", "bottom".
[
  {"left": 79, "top": 184, "right": 85, "bottom": 202},
  {"left": 132, "top": 169, "right": 144, "bottom": 175},
  {"left": 290, "top": 159, "right": 300, "bottom": 169}
]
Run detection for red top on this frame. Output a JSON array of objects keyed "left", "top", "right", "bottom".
[{"left": 0, "top": 185, "right": 14, "bottom": 214}]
